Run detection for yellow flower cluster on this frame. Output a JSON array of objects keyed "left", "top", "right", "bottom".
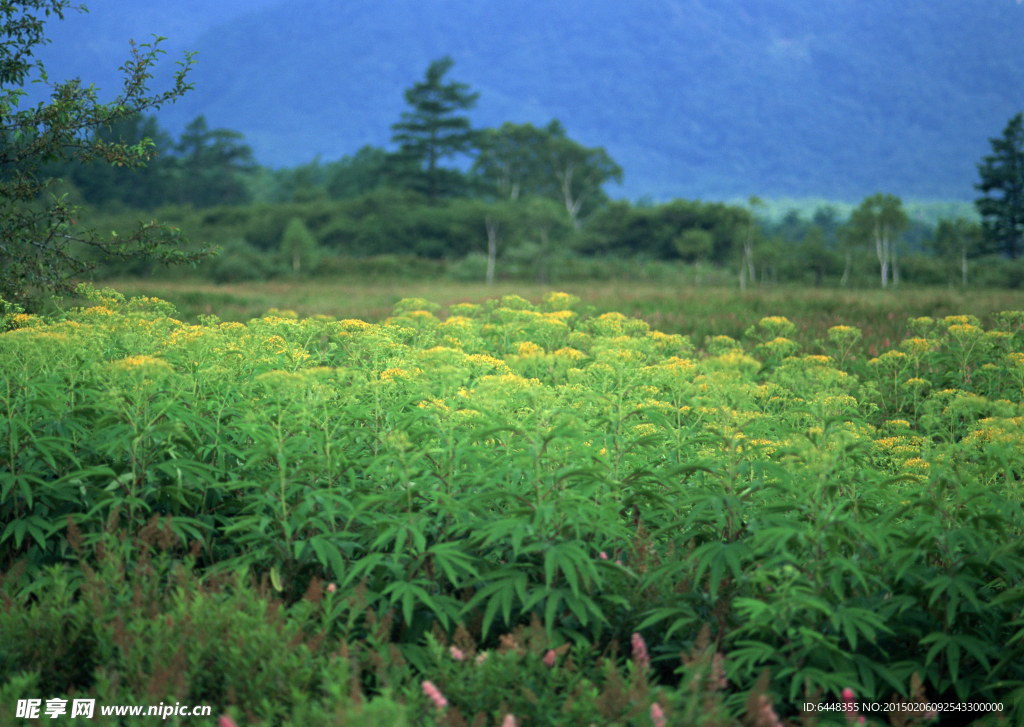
[
  {"left": 111, "top": 355, "right": 172, "bottom": 372},
  {"left": 899, "top": 338, "right": 931, "bottom": 356},
  {"left": 5, "top": 285, "right": 1024, "bottom": 494}
]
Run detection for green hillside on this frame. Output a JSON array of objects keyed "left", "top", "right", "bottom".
[
  {"left": 30, "top": 0, "right": 1024, "bottom": 203},
  {"left": 161, "top": 0, "right": 1024, "bottom": 201}
]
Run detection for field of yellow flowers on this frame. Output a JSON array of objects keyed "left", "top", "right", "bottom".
[{"left": 1, "top": 284, "right": 1023, "bottom": 726}]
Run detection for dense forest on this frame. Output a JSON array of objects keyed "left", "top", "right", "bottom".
[{"left": 50, "top": 58, "right": 1024, "bottom": 290}]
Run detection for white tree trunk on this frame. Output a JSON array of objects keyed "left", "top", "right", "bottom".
[
  {"left": 875, "top": 220, "right": 889, "bottom": 289},
  {"left": 485, "top": 216, "right": 498, "bottom": 285},
  {"left": 557, "top": 164, "right": 583, "bottom": 228},
  {"left": 537, "top": 227, "right": 549, "bottom": 284},
  {"left": 888, "top": 224, "right": 899, "bottom": 286}
]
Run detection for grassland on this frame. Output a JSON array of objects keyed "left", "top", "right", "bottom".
[{"left": 100, "top": 277, "right": 1024, "bottom": 354}]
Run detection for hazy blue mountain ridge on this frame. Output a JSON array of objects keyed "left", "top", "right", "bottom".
[{"left": 31, "top": 0, "right": 1024, "bottom": 202}]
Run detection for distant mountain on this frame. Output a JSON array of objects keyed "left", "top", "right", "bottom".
[{"left": 30, "top": 0, "right": 1024, "bottom": 202}]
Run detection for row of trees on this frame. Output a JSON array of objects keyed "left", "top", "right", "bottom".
[
  {"left": 50, "top": 114, "right": 257, "bottom": 209},
  {"left": 85, "top": 182, "right": 1007, "bottom": 290},
  {"left": 64, "top": 55, "right": 1022, "bottom": 292},
  {"left": 50, "top": 57, "right": 623, "bottom": 221}
]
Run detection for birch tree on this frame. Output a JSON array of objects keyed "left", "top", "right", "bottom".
[
  {"left": 544, "top": 121, "right": 622, "bottom": 228},
  {"left": 845, "top": 193, "right": 908, "bottom": 289},
  {"left": 739, "top": 196, "right": 763, "bottom": 290}
]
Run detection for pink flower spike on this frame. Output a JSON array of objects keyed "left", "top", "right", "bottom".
[
  {"left": 858, "top": 717, "right": 866, "bottom": 726},
  {"left": 843, "top": 688, "right": 858, "bottom": 724},
  {"left": 421, "top": 680, "right": 448, "bottom": 711},
  {"left": 543, "top": 649, "right": 557, "bottom": 667},
  {"left": 599, "top": 551, "right": 609, "bottom": 560},
  {"left": 650, "top": 703, "right": 666, "bottom": 727},
  {"left": 449, "top": 646, "right": 465, "bottom": 661},
  {"left": 500, "top": 715, "right": 517, "bottom": 727},
  {"left": 218, "top": 717, "right": 238, "bottom": 727},
  {"left": 631, "top": 632, "right": 650, "bottom": 671},
  {"left": 326, "top": 582, "right": 336, "bottom": 593},
  {"left": 756, "top": 695, "right": 781, "bottom": 727}
]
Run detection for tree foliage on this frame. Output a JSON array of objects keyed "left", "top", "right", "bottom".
[
  {"left": 0, "top": 0, "right": 212, "bottom": 307},
  {"left": 975, "top": 112, "right": 1024, "bottom": 260},
  {"left": 577, "top": 198, "right": 749, "bottom": 264},
  {"left": 543, "top": 121, "right": 622, "bottom": 227},
  {"left": 389, "top": 55, "right": 479, "bottom": 204},
  {"left": 172, "top": 114, "right": 257, "bottom": 207},
  {"left": 930, "top": 217, "right": 984, "bottom": 286},
  {"left": 280, "top": 216, "right": 317, "bottom": 274},
  {"left": 326, "top": 145, "right": 391, "bottom": 201},
  {"left": 472, "top": 121, "right": 555, "bottom": 202},
  {"left": 842, "top": 193, "right": 909, "bottom": 289},
  {"left": 48, "top": 114, "right": 174, "bottom": 209}
]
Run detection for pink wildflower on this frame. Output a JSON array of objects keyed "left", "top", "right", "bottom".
[
  {"left": 599, "top": 551, "right": 609, "bottom": 560},
  {"left": 650, "top": 702, "right": 667, "bottom": 727},
  {"left": 754, "top": 695, "right": 782, "bottom": 727},
  {"left": 218, "top": 717, "right": 238, "bottom": 727},
  {"left": 449, "top": 646, "right": 465, "bottom": 661},
  {"left": 631, "top": 632, "right": 650, "bottom": 671},
  {"left": 500, "top": 715, "right": 517, "bottom": 727},
  {"left": 711, "top": 652, "right": 728, "bottom": 689},
  {"left": 843, "top": 688, "right": 858, "bottom": 724},
  {"left": 421, "top": 680, "right": 448, "bottom": 711},
  {"left": 326, "top": 583, "right": 336, "bottom": 593},
  {"left": 858, "top": 717, "right": 866, "bottom": 726},
  {"left": 476, "top": 651, "right": 488, "bottom": 666},
  {"left": 543, "top": 649, "right": 557, "bottom": 667}
]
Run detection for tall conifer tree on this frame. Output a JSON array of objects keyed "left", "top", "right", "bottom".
[
  {"left": 975, "top": 112, "right": 1024, "bottom": 260},
  {"left": 390, "top": 56, "right": 478, "bottom": 204}
]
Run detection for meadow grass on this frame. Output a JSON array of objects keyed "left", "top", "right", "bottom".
[{"left": 93, "top": 277, "right": 1024, "bottom": 354}]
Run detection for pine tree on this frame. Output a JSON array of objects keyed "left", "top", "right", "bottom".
[
  {"left": 389, "top": 56, "right": 479, "bottom": 204},
  {"left": 975, "top": 112, "right": 1024, "bottom": 260},
  {"left": 173, "top": 115, "right": 257, "bottom": 207}
]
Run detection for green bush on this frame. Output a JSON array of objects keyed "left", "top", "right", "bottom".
[
  {"left": 0, "top": 527, "right": 409, "bottom": 726},
  {"left": 314, "top": 254, "right": 447, "bottom": 280},
  {"left": 206, "top": 240, "right": 281, "bottom": 283}
]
